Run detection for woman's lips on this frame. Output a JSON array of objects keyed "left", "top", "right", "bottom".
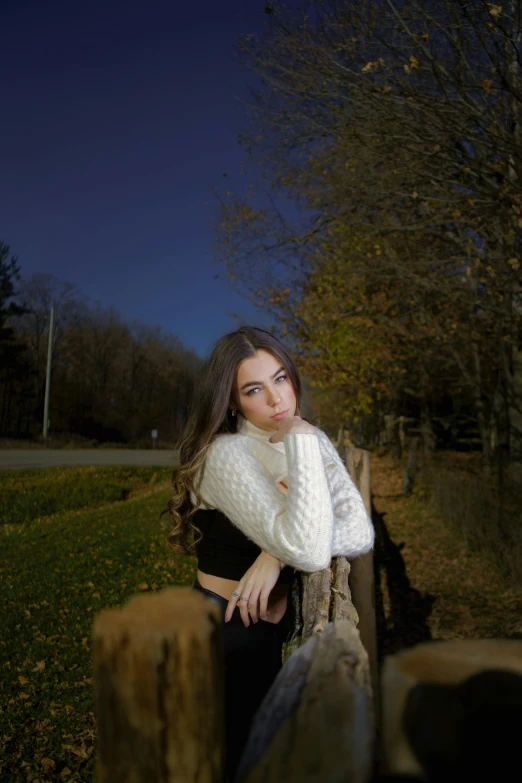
[{"left": 272, "top": 410, "right": 288, "bottom": 420}]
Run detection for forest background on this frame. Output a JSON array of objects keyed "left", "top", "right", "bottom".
[{"left": 0, "top": 253, "right": 200, "bottom": 448}]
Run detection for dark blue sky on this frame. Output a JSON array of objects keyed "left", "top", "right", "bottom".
[{"left": 1, "top": 0, "right": 271, "bottom": 356}]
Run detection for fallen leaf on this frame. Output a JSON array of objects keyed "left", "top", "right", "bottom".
[{"left": 62, "top": 743, "right": 91, "bottom": 760}]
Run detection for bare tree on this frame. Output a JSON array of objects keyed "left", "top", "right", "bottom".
[{"left": 5, "top": 274, "right": 200, "bottom": 443}]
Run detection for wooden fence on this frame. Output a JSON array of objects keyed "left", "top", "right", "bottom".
[{"left": 92, "top": 431, "right": 522, "bottom": 782}]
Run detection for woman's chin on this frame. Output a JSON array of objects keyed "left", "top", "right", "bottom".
[{"left": 262, "top": 419, "right": 282, "bottom": 432}]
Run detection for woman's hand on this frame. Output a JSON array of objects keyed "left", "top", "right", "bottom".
[
  {"left": 269, "top": 415, "right": 315, "bottom": 444},
  {"left": 225, "top": 551, "right": 282, "bottom": 626}
]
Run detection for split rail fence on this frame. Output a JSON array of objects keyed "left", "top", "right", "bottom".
[{"left": 92, "top": 430, "right": 522, "bottom": 782}]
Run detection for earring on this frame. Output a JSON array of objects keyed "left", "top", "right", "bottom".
[{"left": 230, "top": 409, "right": 237, "bottom": 417}]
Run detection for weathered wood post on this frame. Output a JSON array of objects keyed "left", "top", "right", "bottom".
[
  {"left": 235, "top": 429, "right": 379, "bottom": 781},
  {"left": 343, "top": 432, "right": 379, "bottom": 715},
  {"left": 236, "top": 555, "right": 374, "bottom": 782},
  {"left": 238, "top": 614, "right": 374, "bottom": 783},
  {"left": 381, "top": 639, "right": 522, "bottom": 778},
  {"left": 93, "top": 587, "right": 225, "bottom": 783}
]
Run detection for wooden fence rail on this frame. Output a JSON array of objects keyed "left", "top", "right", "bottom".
[
  {"left": 233, "top": 432, "right": 376, "bottom": 782},
  {"left": 93, "top": 428, "right": 377, "bottom": 782},
  {"left": 92, "top": 429, "right": 522, "bottom": 781}
]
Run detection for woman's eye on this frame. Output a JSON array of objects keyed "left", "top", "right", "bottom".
[{"left": 246, "top": 375, "right": 286, "bottom": 396}]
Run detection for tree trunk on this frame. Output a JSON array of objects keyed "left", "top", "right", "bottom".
[
  {"left": 419, "top": 373, "right": 436, "bottom": 456},
  {"left": 504, "top": 0, "right": 522, "bottom": 484},
  {"left": 467, "top": 340, "right": 490, "bottom": 473},
  {"left": 508, "top": 341, "right": 522, "bottom": 483}
]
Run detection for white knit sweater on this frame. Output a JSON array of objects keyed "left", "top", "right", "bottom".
[{"left": 196, "top": 416, "right": 374, "bottom": 573}]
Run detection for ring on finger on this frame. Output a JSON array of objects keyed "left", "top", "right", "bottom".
[
  {"left": 239, "top": 596, "right": 248, "bottom": 602},
  {"left": 231, "top": 591, "right": 241, "bottom": 598}
]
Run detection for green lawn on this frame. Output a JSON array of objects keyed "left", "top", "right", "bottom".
[
  {"left": 0, "top": 476, "right": 197, "bottom": 782},
  {"left": 0, "top": 465, "right": 174, "bottom": 527}
]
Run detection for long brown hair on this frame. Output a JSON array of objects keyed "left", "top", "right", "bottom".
[{"left": 166, "top": 326, "right": 302, "bottom": 553}]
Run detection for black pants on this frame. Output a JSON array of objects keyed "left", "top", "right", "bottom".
[{"left": 193, "top": 580, "right": 289, "bottom": 782}]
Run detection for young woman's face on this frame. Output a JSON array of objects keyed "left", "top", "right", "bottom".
[{"left": 234, "top": 349, "right": 297, "bottom": 432}]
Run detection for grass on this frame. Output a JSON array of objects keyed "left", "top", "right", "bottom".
[
  {"left": 0, "top": 472, "right": 197, "bottom": 782},
  {"left": 4, "top": 453, "right": 522, "bottom": 781},
  {"left": 0, "top": 466, "right": 174, "bottom": 527}
]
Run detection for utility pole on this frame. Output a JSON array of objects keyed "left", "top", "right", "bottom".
[{"left": 42, "top": 306, "right": 54, "bottom": 441}]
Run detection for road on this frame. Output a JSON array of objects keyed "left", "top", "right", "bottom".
[{"left": 0, "top": 450, "right": 178, "bottom": 470}]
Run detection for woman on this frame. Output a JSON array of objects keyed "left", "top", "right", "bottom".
[{"left": 167, "top": 326, "right": 374, "bottom": 781}]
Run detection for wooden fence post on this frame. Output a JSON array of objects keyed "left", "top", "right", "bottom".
[
  {"left": 236, "top": 553, "right": 374, "bottom": 782},
  {"left": 381, "top": 639, "right": 522, "bottom": 778},
  {"left": 238, "top": 620, "right": 374, "bottom": 783},
  {"left": 344, "top": 435, "right": 379, "bottom": 716},
  {"left": 93, "top": 587, "right": 225, "bottom": 783}
]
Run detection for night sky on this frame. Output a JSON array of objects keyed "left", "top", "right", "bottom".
[{"left": 1, "top": 0, "right": 271, "bottom": 357}]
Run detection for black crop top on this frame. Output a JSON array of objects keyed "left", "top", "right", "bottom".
[{"left": 193, "top": 507, "right": 294, "bottom": 585}]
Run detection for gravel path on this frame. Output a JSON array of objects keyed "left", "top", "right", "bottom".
[{"left": 0, "top": 449, "right": 178, "bottom": 470}]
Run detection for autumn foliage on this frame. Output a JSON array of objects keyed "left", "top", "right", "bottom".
[{"left": 216, "top": 0, "right": 522, "bottom": 478}]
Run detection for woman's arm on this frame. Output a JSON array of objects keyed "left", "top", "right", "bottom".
[
  {"left": 224, "top": 550, "right": 282, "bottom": 625},
  {"left": 199, "top": 431, "right": 334, "bottom": 572},
  {"left": 316, "top": 430, "right": 375, "bottom": 557}
]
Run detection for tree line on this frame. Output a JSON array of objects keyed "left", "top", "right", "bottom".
[
  {"left": 216, "top": 0, "right": 522, "bottom": 481},
  {"left": 0, "top": 241, "right": 201, "bottom": 445}
]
